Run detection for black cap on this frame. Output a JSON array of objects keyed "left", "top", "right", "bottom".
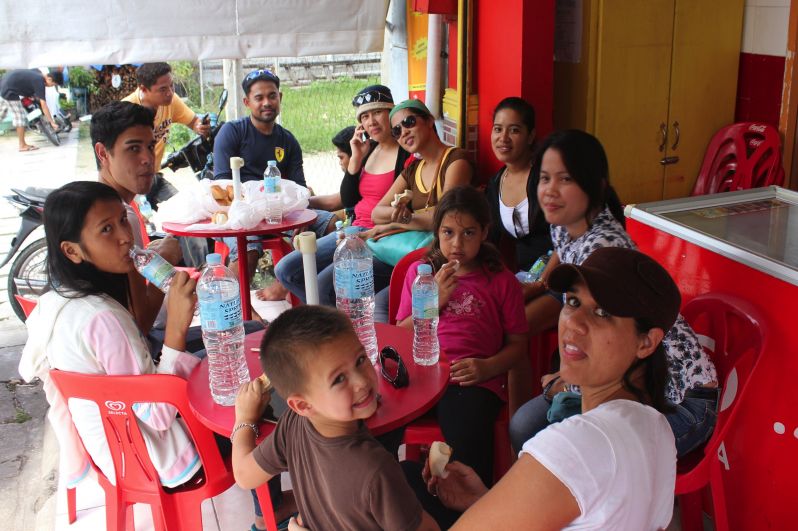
[{"left": 548, "top": 247, "right": 681, "bottom": 332}]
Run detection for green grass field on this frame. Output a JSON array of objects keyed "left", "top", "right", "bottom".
[{"left": 167, "top": 76, "right": 379, "bottom": 155}]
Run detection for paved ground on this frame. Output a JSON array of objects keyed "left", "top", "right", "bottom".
[
  {"left": 0, "top": 121, "right": 340, "bottom": 530},
  {"left": 0, "top": 124, "right": 84, "bottom": 530}
]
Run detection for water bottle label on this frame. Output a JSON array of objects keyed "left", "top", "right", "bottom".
[
  {"left": 334, "top": 263, "right": 374, "bottom": 298},
  {"left": 199, "top": 297, "right": 242, "bottom": 331},
  {"left": 412, "top": 292, "right": 439, "bottom": 319},
  {"left": 139, "top": 253, "right": 174, "bottom": 289},
  {"left": 264, "top": 177, "right": 281, "bottom": 193}
]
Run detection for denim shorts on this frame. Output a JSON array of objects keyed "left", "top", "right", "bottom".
[{"left": 666, "top": 387, "right": 720, "bottom": 457}]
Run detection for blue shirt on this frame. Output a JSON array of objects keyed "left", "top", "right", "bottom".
[{"left": 213, "top": 117, "right": 305, "bottom": 186}]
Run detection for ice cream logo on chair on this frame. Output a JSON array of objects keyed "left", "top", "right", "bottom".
[
  {"left": 104, "top": 400, "right": 127, "bottom": 415},
  {"left": 275, "top": 147, "right": 284, "bottom": 163}
]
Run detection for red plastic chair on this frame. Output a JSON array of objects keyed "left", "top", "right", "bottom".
[
  {"left": 676, "top": 293, "right": 766, "bottom": 531},
  {"left": 387, "top": 247, "right": 429, "bottom": 325},
  {"left": 48, "top": 370, "right": 237, "bottom": 531},
  {"left": 691, "top": 122, "right": 784, "bottom": 196}
]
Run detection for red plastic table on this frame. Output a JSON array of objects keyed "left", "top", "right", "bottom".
[
  {"left": 162, "top": 209, "right": 316, "bottom": 320},
  {"left": 186, "top": 323, "right": 449, "bottom": 530}
]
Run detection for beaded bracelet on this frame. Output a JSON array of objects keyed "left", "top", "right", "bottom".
[{"left": 230, "top": 422, "right": 259, "bottom": 443}]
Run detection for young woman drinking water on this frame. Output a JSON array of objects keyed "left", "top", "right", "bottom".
[{"left": 19, "top": 181, "right": 290, "bottom": 531}]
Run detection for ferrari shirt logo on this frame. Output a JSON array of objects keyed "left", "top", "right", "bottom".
[{"left": 275, "top": 147, "right": 285, "bottom": 163}]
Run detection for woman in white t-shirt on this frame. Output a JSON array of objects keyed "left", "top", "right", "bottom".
[{"left": 425, "top": 247, "right": 679, "bottom": 530}]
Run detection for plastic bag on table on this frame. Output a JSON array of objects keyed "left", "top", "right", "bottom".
[{"left": 155, "top": 179, "right": 233, "bottom": 223}]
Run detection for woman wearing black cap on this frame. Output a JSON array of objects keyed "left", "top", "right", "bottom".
[
  {"left": 275, "top": 85, "right": 412, "bottom": 305},
  {"left": 419, "top": 247, "right": 678, "bottom": 530}
]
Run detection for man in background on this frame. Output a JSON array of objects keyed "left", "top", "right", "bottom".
[
  {"left": 123, "top": 62, "right": 210, "bottom": 208},
  {"left": 0, "top": 69, "right": 61, "bottom": 151}
]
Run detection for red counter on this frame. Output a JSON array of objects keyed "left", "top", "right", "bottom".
[{"left": 626, "top": 186, "right": 797, "bottom": 529}]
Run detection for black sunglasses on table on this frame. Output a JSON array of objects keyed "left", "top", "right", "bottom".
[
  {"left": 379, "top": 346, "right": 409, "bottom": 388},
  {"left": 391, "top": 115, "right": 419, "bottom": 139}
]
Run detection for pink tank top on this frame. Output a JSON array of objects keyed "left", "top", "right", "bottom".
[{"left": 353, "top": 169, "right": 394, "bottom": 229}]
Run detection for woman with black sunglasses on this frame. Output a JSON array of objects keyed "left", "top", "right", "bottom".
[
  {"left": 368, "top": 99, "right": 474, "bottom": 232},
  {"left": 363, "top": 100, "right": 475, "bottom": 322}
]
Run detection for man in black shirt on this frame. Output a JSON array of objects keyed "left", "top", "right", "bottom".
[{"left": 0, "top": 69, "right": 61, "bottom": 151}]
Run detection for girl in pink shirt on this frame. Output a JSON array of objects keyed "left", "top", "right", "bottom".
[{"left": 396, "top": 186, "right": 528, "bottom": 486}]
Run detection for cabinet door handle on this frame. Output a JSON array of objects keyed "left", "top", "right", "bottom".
[
  {"left": 659, "top": 156, "right": 680, "bottom": 165},
  {"left": 659, "top": 122, "right": 667, "bottom": 152},
  {"left": 671, "top": 121, "right": 680, "bottom": 150}
]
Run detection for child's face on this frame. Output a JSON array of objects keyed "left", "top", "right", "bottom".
[
  {"left": 336, "top": 148, "right": 350, "bottom": 173},
  {"left": 62, "top": 199, "right": 135, "bottom": 274},
  {"left": 537, "top": 148, "right": 590, "bottom": 234},
  {"left": 295, "top": 331, "right": 379, "bottom": 430},
  {"left": 437, "top": 211, "right": 487, "bottom": 269}
]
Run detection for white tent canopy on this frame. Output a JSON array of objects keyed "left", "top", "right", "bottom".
[{"left": 0, "top": 0, "right": 389, "bottom": 68}]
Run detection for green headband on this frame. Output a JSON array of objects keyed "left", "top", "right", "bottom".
[{"left": 389, "top": 99, "right": 433, "bottom": 120}]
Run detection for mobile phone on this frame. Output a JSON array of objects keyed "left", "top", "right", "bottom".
[{"left": 361, "top": 131, "right": 370, "bottom": 142}]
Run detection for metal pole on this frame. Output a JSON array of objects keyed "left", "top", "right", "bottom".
[{"left": 199, "top": 60, "right": 205, "bottom": 108}]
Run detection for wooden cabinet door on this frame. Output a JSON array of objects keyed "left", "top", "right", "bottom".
[
  {"left": 594, "top": 0, "right": 674, "bottom": 205},
  {"left": 662, "top": 0, "right": 744, "bottom": 199}
]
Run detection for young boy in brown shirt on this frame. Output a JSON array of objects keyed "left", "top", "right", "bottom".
[{"left": 232, "top": 306, "right": 439, "bottom": 531}]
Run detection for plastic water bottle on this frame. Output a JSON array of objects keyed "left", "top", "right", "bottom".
[
  {"left": 263, "top": 160, "right": 283, "bottom": 224},
  {"left": 130, "top": 246, "right": 176, "bottom": 293},
  {"left": 134, "top": 195, "right": 157, "bottom": 234},
  {"left": 335, "top": 219, "right": 345, "bottom": 241},
  {"left": 334, "top": 227, "right": 378, "bottom": 364},
  {"left": 197, "top": 253, "right": 250, "bottom": 405},
  {"left": 412, "top": 264, "right": 440, "bottom": 365},
  {"left": 516, "top": 250, "right": 553, "bottom": 284}
]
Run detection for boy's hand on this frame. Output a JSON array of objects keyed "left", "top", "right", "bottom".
[
  {"left": 450, "top": 357, "right": 489, "bottom": 386},
  {"left": 234, "top": 379, "right": 271, "bottom": 424},
  {"left": 434, "top": 261, "right": 458, "bottom": 310}
]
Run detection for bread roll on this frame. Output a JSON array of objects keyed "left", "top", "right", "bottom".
[
  {"left": 391, "top": 189, "right": 412, "bottom": 208},
  {"left": 258, "top": 373, "right": 272, "bottom": 392},
  {"left": 211, "top": 211, "right": 228, "bottom": 224},
  {"left": 429, "top": 441, "right": 452, "bottom": 478},
  {"left": 226, "top": 185, "right": 235, "bottom": 201},
  {"left": 211, "top": 185, "right": 232, "bottom": 206}
]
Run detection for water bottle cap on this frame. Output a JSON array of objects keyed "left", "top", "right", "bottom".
[
  {"left": 418, "top": 264, "right": 432, "bottom": 275},
  {"left": 206, "top": 253, "right": 222, "bottom": 265},
  {"left": 344, "top": 226, "right": 359, "bottom": 235},
  {"left": 267, "top": 160, "right": 277, "bottom": 166}
]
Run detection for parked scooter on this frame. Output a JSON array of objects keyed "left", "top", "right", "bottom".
[
  {"left": 0, "top": 188, "right": 51, "bottom": 321},
  {"left": 20, "top": 96, "right": 60, "bottom": 146},
  {"left": 161, "top": 89, "right": 228, "bottom": 180}
]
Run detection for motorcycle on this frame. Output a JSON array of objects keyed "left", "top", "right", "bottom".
[
  {"left": 20, "top": 96, "right": 60, "bottom": 146},
  {"left": 161, "top": 89, "right": 228, "bottom": 180},
  {"left": 0, "top": 187, "right": 50, "bottom": 321}
]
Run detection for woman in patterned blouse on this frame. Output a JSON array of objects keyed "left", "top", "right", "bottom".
[{"left": 511, "top": 129, "right": 719, "bottom": 457}]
